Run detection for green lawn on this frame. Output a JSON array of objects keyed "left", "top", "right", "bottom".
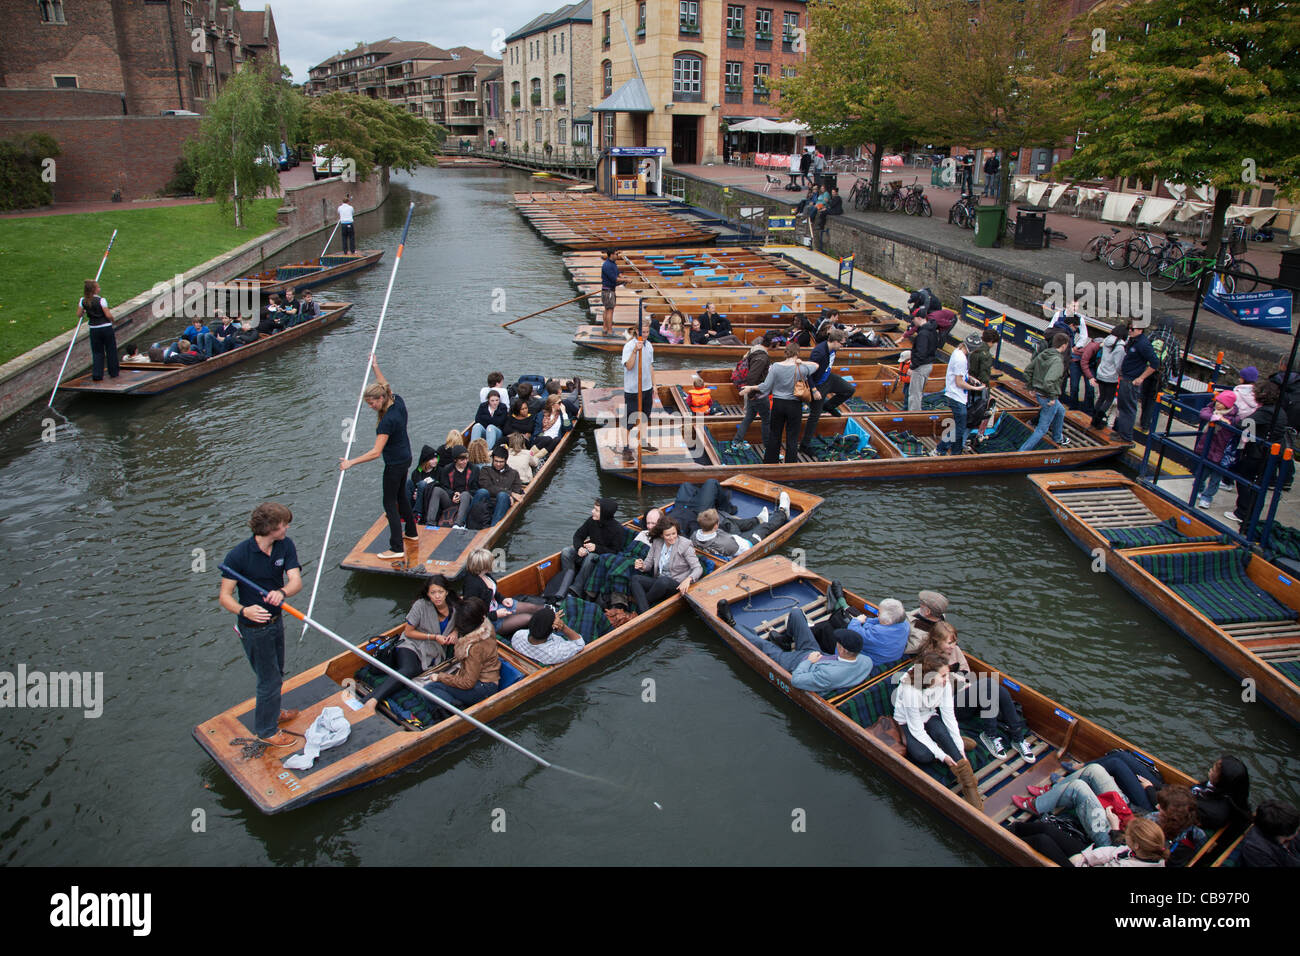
[{"left": 0, "top": 198, "right": 281, "bottom": 365}]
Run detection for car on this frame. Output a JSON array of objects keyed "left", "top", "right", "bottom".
[
  {"left": 160, "top": 109, "right": 200, "bottom": 116},
  {"left": 312, "top": 144, "right": 347, "bottom": 180}
]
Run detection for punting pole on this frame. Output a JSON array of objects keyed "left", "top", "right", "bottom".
[
  {"left": 49, "top": 229, "right": 117, "bottom": 407},
  {"left": 221, "top": 564, "right": 555, "bottom": 770},
  {"left": 501, "top": 290, "right": 598, "bottom": 329},
  {"left": 298, "top": 202, "right": 415, "bottom": 644},
  {"left": 319, "top": 220, "right": 341, "bottom": 259}
]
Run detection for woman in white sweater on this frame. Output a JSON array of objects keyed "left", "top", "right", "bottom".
[{"left": 893, "top": 650, "right": 964, "bottom": 767}]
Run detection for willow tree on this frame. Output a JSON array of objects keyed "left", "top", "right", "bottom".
[
  {"left": 775, "top": 0, "right": 915, "bottom": 205},
  {"left": 899, "top": 0, "right": 1083, "bottom": 204},
  {"left": 1059, "top": 0, "right": 1300, "bottom": 262},
  {"left": 302, "top": 92, "right": 446, "bottom": 181}
]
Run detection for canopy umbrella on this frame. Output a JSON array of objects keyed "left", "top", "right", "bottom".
[{"left": 728, "top": 117, "right": 789, "bottom": 157}]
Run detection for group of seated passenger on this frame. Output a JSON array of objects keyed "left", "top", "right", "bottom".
[{"left": 647, "top": 306, "right": 743, "bottom": 346}]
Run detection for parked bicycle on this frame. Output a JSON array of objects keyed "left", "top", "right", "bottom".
[
  {"left": 847, "top": 176, "right": 871, "bottom": 211},
  {"left": 1080, "top": 226, "right": 1126, "bottom": 263},
  {"left": 899, "top": 180, "right": 933, "bottom": 217},
  {"left": 1150, "top": 245, "right": 1260, "bottom": 294},
  {"left": 948, "top": 193, "right": 980, "bottom": 229},
  {"left": 1105, "top": 230, "right": 1159, "bottom": 272}
]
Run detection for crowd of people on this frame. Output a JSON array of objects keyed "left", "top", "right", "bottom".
[{"left": 130, "top": 288, "right": 323, "bottom": 367}]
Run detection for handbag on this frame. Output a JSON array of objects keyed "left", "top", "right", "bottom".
[{"left": 793, "top": 359, "right": 812, "bottom": 402}]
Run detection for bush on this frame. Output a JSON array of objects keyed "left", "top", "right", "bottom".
[
  {"left": 164, "top": 156, "right": 197, "bottom": 196},
  {"left": 0, "top": 133, "right": 61, "bottom": 211}
]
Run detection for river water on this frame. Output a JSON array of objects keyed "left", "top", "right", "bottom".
[{"left": 0, "top": 166, "right": 1294, "bottom": 866}]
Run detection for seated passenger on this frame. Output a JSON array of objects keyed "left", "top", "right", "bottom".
[
  {"left": 297, "top": 289, "right": 321, "bottom": 324},
  {"left": 545, "top": 377, "right": 582, "bottom": 419},
  {"left": 514, "top": 381, "right": 545, "bottom": 416},
  {"left": 258, "top": 294, "right": 286, "bottom": 334},
  {"left": 471, "top": 444, "right": 524, "bottom": 526},
  {"left": 1013, "top": 763, "right": 1127, "bottom": 847},
  {"left": 471, "top": 391, "right": 507, "bottom": 449},
  {"left": 663, "top": 312, "right": 686, "bottom": 344},
  {"left": 367, "top": 574, "right": 460, "bottom": 705},
  {"left": 1073, "top": 749, "right": 1164, "bottom": 814},
  {"left": 210, "top": 310, "right": 243, "bottom": 354},
  {"left": 531, "top": 394, "right": 568, "bottom": 452},
  {"left": 1071, "top": 817, "right": 1169, "bottom": 868},
  {"left": 435, "top": 446, "right": 479, "bottom": 529},
  {"left": 279, "top": 287, "right": 301, "bottom": 327},
  {"left": 740, "top": 605, "right": 873, "bottom": 697},
  {"left": 506, "top": 432, "right": 545, "bottom": 484},
  {"left": 556, "top": 498, "right": 625, "bottom": 598},
  {"left": 1191, "top": 754, "right": 1253, "bottom": 838},
  {"left": 684, "top": 375, "right": 715, "bottom": 415},
  {"left": 466, "top": 437, "right": 491, "bottom": 465},
  {"left": 462, "top": 547, "right": 544, "bottom": 634},
  {"left": 1149, "top": 785, "right": 1207, "bottom": 867},
  {"left": 181, "top": 317, "right": 217, "bottom": 358},
  {"left": 920, "top": 621, "right": 1036, "bottom": 763},
  {"left": 905, "top": 589, "right": 949, "bottom": 654},
  {"left": 422, "top": 597, "right": 499, "bottom": 712},
  {"left": 511, "top": 606, "right": 585, "bottom": 666},
  {"left": 688, "top": 316, "right": 711, "bottom": 346},
  {"left": 481, "top": 371, "right": 509, "bottom": 405},
  {"left": 813, "top": 597, "right": 909, "bottom": 669},
  {"left": 691, "top": 499, "right": 791, "bottom": 557},
  {"left": 629, "top": 517, "right": 702, "bottom": 613},
  {"left": 121, "top": 344, "right": 150, "bottom": 364},
  {"left": 893, "top": 650, "right": 965, "bottom": 768},
  {"left": 663, "top": 479, "right": 734, "bottom": 536},
  {"left": 166, "top": 338, "right": 205, "bottom": 364},
  {"left": 503, "top": 398, "right": 538, "bottom": 442},
  {"left": 1237, "top": 800, "right": 1300, "bottom": 867},
  {"left": 701, "top": 303, "right": 735, "bottom": 340},
  {"left": 435, "top": 429, "right": 466, "bottom": 471}
]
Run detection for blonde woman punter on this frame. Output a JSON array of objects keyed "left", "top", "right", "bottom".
[{"left": 341, "top": 355, "right": 419, "bottom": 563}]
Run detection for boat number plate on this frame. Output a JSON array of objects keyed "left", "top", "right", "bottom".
[{"left": 277, "top": 770, "right": 302, "bottom": 793}]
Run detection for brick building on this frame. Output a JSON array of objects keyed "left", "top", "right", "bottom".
[
  {"left": 503, "top": 1, "right": 593, "bottom": 156},
  {"left": 716, "top": 0, "right": 806, "bottom": 159},
  {"left": 0, "top": 0, "right": 280, "bottom": 203}
]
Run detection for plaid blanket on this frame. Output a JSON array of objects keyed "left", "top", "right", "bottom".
[
  {"left": 581, "top": 535, "right": 647, "bottom": 602},
  {"left": 564, "top": 594, "right": 614, "bottom": 642}
]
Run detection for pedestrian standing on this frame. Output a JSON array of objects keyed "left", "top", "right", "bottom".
[
  {"left": 933, "top": 334, "right": 985, "bottom": 455},
  {"left": 982, "top": 153, "right": 1000, "bottom": 198},
  {"left": 1088, "top": 323, "right": 1127, "bottom": 429},
  {"left": 907, "top": 310, "right": 941, "bottom": 411},
  {"left": 219, "top": 501, "right": 303, "bottom": 747},
  {"left": 799, "top": 148, "right": 812, "bottom": 187},
  {"left": 338, "top": 193, "right": 356, "bottom": 254},
  {"left": 78, "top": 279, "right": 119, "bottom": 382},
  {"left": 741, "top": 341, "right": 817, "bottom": 464},
  {"left": 601, "top": 248, "right": 622, "bottom": 337},
  {"left": 1114, "top": 325, "right": 1160, "bottom": 441},
  {"left": 340, "top": 355, "right": 420, "bottom": 565},
  {"left": 621, "top": 325, "right": 656, "bottom": 462}
]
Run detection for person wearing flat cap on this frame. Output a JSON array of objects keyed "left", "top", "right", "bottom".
[
  {"left": 906, "top": 590, "right": 949, "bottom": 654},
  {"left": 742, "top": 606, "right": 874, "bottom": 697}
]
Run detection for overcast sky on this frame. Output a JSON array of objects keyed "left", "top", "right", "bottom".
[{"left": 269, "top": 0, "right": 551, "bottom": 82}]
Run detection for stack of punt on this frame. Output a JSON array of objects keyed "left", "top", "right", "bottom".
[
  {"left": 573, "top": 326, "right": 905, "bottom": 361},
  {"left": 194, "top": 476, "right": 821, "bottom": 813},
  {"left": 1030, "top": 470, "right": 1300, "bottom": 726},
  {"left": 683, "top": 555, "right": 1231, "bottom": 866},
  {"left": 512, "top": 192, "right": 716, "bottom": 249},
  {"left": 341, "top": 378, "right": 586, "bottom": 578},
  {"left": 58, "top": 302, "right": 354, "bottom": 396},
  {"left": 213, "top": 251, "right": 384, "bottom": 296}
]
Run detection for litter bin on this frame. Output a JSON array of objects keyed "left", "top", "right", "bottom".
[
  {"left": 1279, "top": 247, "right": 1300, "bottom": 289},
  {"left": 1014, "top": 207, "right": 1047, "bottom": 250},
  {"left": 930, "top": 166, "right": 941, "bottom": 187},
  {"left": 973, "top": 205, "right": 1005, "bottom": 248}
]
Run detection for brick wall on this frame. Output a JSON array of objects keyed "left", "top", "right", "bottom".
[
  {"left": 0, "top": 89, "right": 124, "bottom": 118},
  {"left": 0, "top": 1, "right": 126, "bottom": 92},
  {"left": 717, "top": 0, "right": 807, "bottom": 154},
  {"left": 0, "top": 115, "right": 199, "bottom": 203},
  {"left": 275, "top": 168, "right": 389, "bottom": 236}
]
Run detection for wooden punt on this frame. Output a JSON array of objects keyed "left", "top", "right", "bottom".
[
  {"left": 683, "top": 555, "right": 1225, "bottom": 866},
  {"left": 572, "top": 325, "right": 904, "bottom": 362},
  {"left": 513, "top": 192, "right": 716, "bottom": 249},
  {"left": 1029, "top": 469, "right": 1300, "bottom": 727},
  {"left": 194, "top": 475, "right": 822, "bottom": 813},
  {"left": 340, "top": 393, "right": 585, "bottom": 578},
  {"left": 58, "top": 302, "right": 353, "bottom": 396},
  {"left": 214, "top": 250, "right": 383, "bottom": 296},
  {"left": 593, "top": 403, "right": 1127, "bottom": 484}
]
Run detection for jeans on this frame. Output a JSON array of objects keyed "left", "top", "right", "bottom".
[
  {"left": 88, "top": 324, "right": 119, "bottom": 380},
  {"left": 471, "top": 488, "right": 511, "bottom": 525},
  {"left": 1092, "top": 752, "right": 1159, "bottom": 813},
  {"left": 742, "top": 607, "right": 820, "bottom": 672},
  {"left": 934, "top": 396, "right": 968, "bottom": 454},
  {"left": 1031, "top": 764, "right": 1118, "bottom": 846},
  {"left": 238, "top": 615, "right": 286, "bottom": 739},
  {"left": 211, "top": 336, "right": 239, "bottom": 355},
  {"left": 382, "top": 460, "right": 417, "bottom": 550},
  {"left": 1018, "top": 395, "right": 1064, "bottom": 451},
  {"left": 1091, "top": 380, "right": 1118, "bottom": 428},
  {"left": 470, "top": 423, "right": 502, "bottom": 448},
  {"left": 1067, "top": 361, "right": 1095, "bottom": 411},
  {"left": 426, "top": 679, "right": 497, "bottom": 713},
  {"left": 907, "top": 363, "right": 933, "bottom": 411},
  {"left": 341, "top": 222, "right": 356, "bottom": 254},
  {"left": 192, "top": 332, "right": 218, "bottom": 358},
  {"left": 766, "top": 397, "right": 803, "bottom": 463},
  {"left": 735, "top": 394, "right": 771, "bottom": 446}
]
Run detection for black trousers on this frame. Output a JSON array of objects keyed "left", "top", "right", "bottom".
[
  {"left": 89, "top": 324, "right": 119, "bottom": 380},
  {"left": 382, "top": 459, "right": 417, "bottom": 550},
  {"left": 341, "top": 222, "right": 356, "bottom": 254},
  {"left": 766, "top": 397, "right": 803, "bottom": 463},
  {"left": 630, "top": 572, "right": 679, "bottom": 613},
  {"left": 1090, "top": 380, "right": 1118, "bottom": 428},
  {"left": 369, "top": 646, "right": 424, "bottom": 705},
  {"left": 802, "top": 374, "right": 855, "bottom": 447},
  {"left": 623, "top": 388, "right": 654, "bottom": 447}
]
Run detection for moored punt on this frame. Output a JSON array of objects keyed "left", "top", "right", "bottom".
[
  {"left": 1029, "top": 470, "right": 1300, "bottom": 727},
  {"left": 512, "top": 192, "right": 716, "bottom": 249},
  {"left": 194, "top": 475, "right": 822, "bottom": 813},
  {"left": 572, "top": 325, "right": 904, "bottom": 362},
  {"left": 57, "top": 302, "right": 353, "bottom": 397},
  {"left": 340, "top": 391, "right": 585, "bottom": 578},
  {"left": 683, "top": 555, "right": 1225, "bottom": 866},
  {"left": 214, "top": 250, "right": 384, "bottom": 297},
  {"left": 593, "top": 405, "right": 1127, "bottom": 484}
]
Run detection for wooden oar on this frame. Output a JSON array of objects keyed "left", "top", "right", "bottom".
[
  {"left": 49, "top": 229, "right": 117, "bottom": 407},
  {"left": 501, "top": 290, "right": 598, "bottom": 329}
]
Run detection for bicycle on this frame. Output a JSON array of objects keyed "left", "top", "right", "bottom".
[
  {"left": 1150, "top": 246, "right": 1260, "bottom": 294},
  {"left": 1139, "top": 232, "right": 1193, "bottom": 278},
  {"left": 1105, "top": 230, "right": 1158, "bottom": 271},
  {"left": 900, "top": 180, "right": 933, "bottom": 217},
  {"left": 1080, "top": 226, "right": 1123, "bottom": 263},
  {"left": 847, "top": 176, "right": 870, "bottom": 210},
  {"left": 948, "top": 193, "right": 979, "bottom": 229}
]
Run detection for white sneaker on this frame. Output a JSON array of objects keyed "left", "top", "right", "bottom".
[
  {"left": 778, "top": 491, "right": 791, "bottom": 514},
  {"left": 1196, "top": 496, "right": 1213, "bottom": 509},
  {"left": 757, "top": 506, "right": 770, "bottom": 524},
  {"left": 979, "top": 732, "right": 1007, "bottom": 759},
  {"left": 452, "top": 525, "right": 466, "bottom": 531},
  {"left": 1015, "top": 738, "right": 1037, "bottom": 763},
  {"left": 1223, "top": 511, "right": 1241, "bottom": 523}
]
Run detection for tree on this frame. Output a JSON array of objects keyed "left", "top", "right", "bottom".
[
  {"left": 1059, "top": 0, "right": 1300, "bottom": 262},
  {"left": 776, "top": 0, "right": 916, "bottom": 205},
  {"left": 899, "top": 0, "right": 1083, "bottom": 204},
  {"left": 301, "top": 92, "right": 446, "bottom": 180},
  {"left": 185, "top": 64, "right": 287, "bottom": 226}
]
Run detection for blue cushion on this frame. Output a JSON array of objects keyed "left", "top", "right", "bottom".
[{"left": 499, "top": 657, "right": 525, "bottom": 690}]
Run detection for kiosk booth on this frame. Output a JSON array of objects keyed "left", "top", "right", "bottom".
[{"left": 602, "top": 146, "right": 666, "bottom": 198}]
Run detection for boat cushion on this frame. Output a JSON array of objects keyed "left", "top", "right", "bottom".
[
  {"left": 1101, "top": 518, "right": 1227, "bottom": 549},
  {"left": 1132, "top": 548, "right": 1297, "bottom": 625},
  {"left": 978, "top": 414, "right": 1045, "bottom": 454}
]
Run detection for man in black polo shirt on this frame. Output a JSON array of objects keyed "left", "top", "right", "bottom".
[
  {"left": 800, "top": 327, "right": 855, "bottom": 456},
  {"left": 219, "top": 502, "right": 303, "bottom": 747},
  {"left": 600, "top": 249, "right": 621, "bottom": 337},
  {"left": 1114, "top": 324, "right": 1160, "bottom": 441}
]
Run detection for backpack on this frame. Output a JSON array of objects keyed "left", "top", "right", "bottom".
[{"left": 730, "top": 355, "right": 749, "bottom": 388}]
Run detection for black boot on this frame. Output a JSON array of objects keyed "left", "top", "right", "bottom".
[
  {"left": 717, "top": 599, "right": 737, "bottom": 628},
  {"left": 827, "top": 579, "right": 846, "bottom": 612}
]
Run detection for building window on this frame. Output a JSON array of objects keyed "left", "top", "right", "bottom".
[
  {"left": 725, "top": 61, "right": 742, "bottom": 91},
  {"left": 38, "top": 0, "right": 65, "bottom": 23},
  {"left": 603, "top": 114, "right": 615, "bottom": 148},
  {"left": 639, "top": 2, "right": 646, "bottom": 31},
  {"left": 755, "top": 8, "right": 773, "bottom": 39},
  {"left": 560, "top": 32, "right": 564, "bottom": 53},
  {"left": 783, "top": 12, "right": 799, "bottom": 46},
  {"left": 673, "top": 53, "right": 702, "bottom": 100},
  {"left": 575, "top": 122, "right": 590, "bottom": 146},
  {"left": 516, "top": 119, "right": 522, "bottom": 139},
  {"left": 531, "top": 77, "right": 541, "bottom": 105},
  {"left": 727, "top": 5, "right": 744, "bottom": 36},
  {"left": 782, "top": 65, "right": 796, "bottom": 79},
  {"left": 554, "top": 73, "right": 566, "bottom": 104},
  {"left": 558, "top": 119, "right": 567, "bottom": 144},
  {"left": 511, "top": 80, "right": 520, "bottom": 107},
  {"left": 535, "top": 118, "right": 543, "bottom": 142},
  {"left": 52, "top": 74, "right": 77, "bottom": 88},
  {"left": 602, "top": 60, "right": 612, "bottom": 99},
  {"left": 753, "top": 62, "right": 770, "bottom": 94},
  {"left": 679, "top": 1, "right": 699, "bottom": 33},
  {"left": 602, "top": 10, "right": 610, "bottom": 48}
]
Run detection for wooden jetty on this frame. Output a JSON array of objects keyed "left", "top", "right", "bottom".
[{"left": 512, "top": 192, "right": 716, "bottom": 249}]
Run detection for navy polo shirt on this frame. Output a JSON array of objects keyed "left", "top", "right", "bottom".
[
  {"left": 222, "top": 535, "right": 301, "bottom": 619},
  {"left": 377, "top": 393, "right": 413, "bottom": 464},
  {"left": 1120, "top": 333, "right": 1159, "bottom": 380},
  {"left": 601, "top": 258, "right": 619, "bottom": 290}
]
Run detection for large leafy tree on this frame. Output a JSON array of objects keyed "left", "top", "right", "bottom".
[
  {"left": 1059, "top": 0, "right": 1300, "bottom": 261},
  {"left": 776, "top": 0, "right": 915, "bottom": 203},
  {"left": 301, "top": 92, "right": 446, "bottom": 180},
  {"left": 185, "top": 64, "right": 289, "bottom": 227},
  {"left": 899, "top": 0, "right": 1083, "bottom": 203}
]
